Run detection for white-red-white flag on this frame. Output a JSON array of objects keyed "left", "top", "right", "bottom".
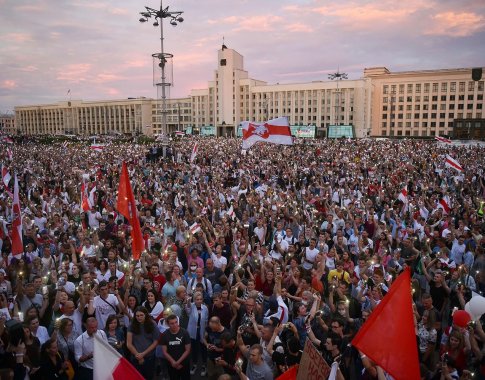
[
  {"left": 435, "top": 136, "right": 452, "bottom": 144},
  {"left": 93, "top": 334, "right": 144, "bottom": 380},
  {"left": 445, "top": 155, "right": 463, "bottom": 172},
  {"left": 1, "top": 165, "right": 12, "bottom": 198},
  {"left": 419, "top": 205, "right": 429, "bottom": 220},
  {"left": 11, "top": 175, "right": 23, "bottom": 257},
  {"left": 398, "top": 186, "right": 408, "bottom": 204},
  {"left": 190, "top": 222, "right": 201, "bottom": 234},
  {"left": 89, "top": 185, "right": 97, "bottom": 209},
  {"left": 90, "top": 144, "right": 105, "bottom": 152},
  {"left": 190, "top": 142, "right": 198, "bottom": 163},
  {"left": 438, "top": 195, "right": 451, "bottom": 214},
  {"left": 81, "top": 180, "right": 91, "bottom": 212},
  {"left": 2, "top": 165, "right": 11, "bottom": 188},
  {"left": 241, "top": 117, "right": 293, "bottom": 150},
  {"left": 227, "top": 205, "right": 236, "bottom": 220}
]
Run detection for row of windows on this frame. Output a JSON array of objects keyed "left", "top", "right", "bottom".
[
  {"left": 383, "top": 111, "right": 481, "bottom": 120},
  {"left": 383, "top": 81, "right": 484, "bottom": 94},
  {"left": 384, "top": 102, "right": 483, "bottom": 111},
  {"left": 383, "top": 94, "right": 483, "bottom": 103}
]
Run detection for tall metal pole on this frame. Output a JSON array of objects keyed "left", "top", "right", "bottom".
[
  {"left": 329, "top": 70, "right": 348, "bottom": 127},
  {"left": 159, "top": 1, "right": 167, "bottom": 135},
  {"left": 139, "top": 2, "right": 184, "bottom": 136}
]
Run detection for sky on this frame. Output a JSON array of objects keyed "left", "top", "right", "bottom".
[{"left": 1, "top": 0, "right": 484, "bottom": 113}]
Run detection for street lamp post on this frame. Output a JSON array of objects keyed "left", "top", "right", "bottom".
[
  {"left": 139, "top": 2, "right": 184, "bottom": 135},
  {"left": 328, "top": 70, "right": 348, "bottom": 126}
]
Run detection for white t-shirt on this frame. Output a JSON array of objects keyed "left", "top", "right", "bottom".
[
  {"left": 87, "top": 211, "right": 102, "bottom": 229},
  {"left": 93, "top": 294, "right": 119, "bottom": 329},
  {"left": 59, "top": 309, "right": 84, "bottom": 337},
  {"left": 33, "top": 326, "right": 50, "bottom": 345},
  {"left": 211, "top": 253, "right": 227, "bottom": 269},
  {"left": 254, "top": 226, "right": 266, "bottom": 243},
  {"left": 303, "top": 247, "right": 320, "bottom": 270}
]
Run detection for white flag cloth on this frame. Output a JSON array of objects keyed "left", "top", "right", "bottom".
[
  {"left": 445, "top": 155, "right": 463, "bottom": 172},
  {"left": 398, "top": 186, "right": 408, "bottom": 204},
  {"left": 190, "top": 142, "right": 198, "bottom": 163},
  {"left": 94, "top": 334, "right": 144, "bottom": 380},
  {"left": 241, "top": 117, "right": 293, "bottom": 150},
  {"left": 190, "top": 222, "right": 201, "bottom": 234},
  {"left": 435, "top": 136, "right": 452, "bottom": 144}
]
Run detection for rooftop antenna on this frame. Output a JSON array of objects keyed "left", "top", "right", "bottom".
[{"left": 222, "top": 36, "right": 227, "bottom": 50}]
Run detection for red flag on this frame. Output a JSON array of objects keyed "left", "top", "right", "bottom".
[
  {"left": 116, "top": 162, "right": 144, "bottom": 260},
  {"left": 11, "top": 175, "right": 23, "bottom": 257},
  {"left": 241, "top": 117, "right": 293, "bottom": 150},
  {"left": 276, "top": 365, "right": 298, "bottom": 380},
  {"left": 94, "top": 334, "right": 144, "bottom": 380},
  {"left": 351, "top": 268, "right": 420, "bottom": 380},
  {"left": 81, "top": 181, "right": 91, "bottom": 212}
]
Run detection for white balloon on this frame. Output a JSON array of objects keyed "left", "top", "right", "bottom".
[{"left": 468, "top": 296, "right": 485, "bottom": 320}]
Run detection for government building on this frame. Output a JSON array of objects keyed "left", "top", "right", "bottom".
[{"left": 13, "top": 46, "right": 484, "bottom": 139}]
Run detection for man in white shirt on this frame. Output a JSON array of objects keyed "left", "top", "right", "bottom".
[
  {"left": 87, "top": 209, "right": 102, "bottom": 230},
  {"left": 87, "top": 281, "right": 123, "bottom": 329},
  {"left": 74, "top": 317, "right": 108, "bottom": 378},
  {"left": 58, "top": 300, "right": 84, "bottom": 337},
  {"left": 302, "top": 238, "right": 320, "bottom": 270},
  {"left": 253, "top": 219, "right": 267, "bottom": 244}
]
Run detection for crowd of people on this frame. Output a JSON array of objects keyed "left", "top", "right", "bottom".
[{"left": 0, "top": 135, "right": 484, "bottom": 380}]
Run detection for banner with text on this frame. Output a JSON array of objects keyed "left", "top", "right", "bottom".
[{"left": 296, "top": 339, "right": 331, "bottom": 380}]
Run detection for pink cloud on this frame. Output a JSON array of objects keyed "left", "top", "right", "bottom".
[
  {"left": 109, "top": 8, "right": 129, "bottom": 15},
  {"left": 56, "top": 63, "right": 92, "bottom": 83},
  {"left": 312, "top": 0, "right": 432, "bottom": 24},
  {"left": 207, "top": 15, "right": 282, "bottom": 32},
  {"left": 1, "top": 33, "right": 33, "bottom": 43},
  {"left": 174, "top": 51, "right": 214, "bottom": 69},
  {"left": 284, "top": 23, "right": 314, "bottom": 33},
  {"left": 94, "top": 73, "right": 122, "bottom": 83},
  {"left": 106, "top": 88, "right": 120, "bottom": 96},
  {"left": 125, "top": 59, "right": 150, "bottom": 68},
  {"left": 425, "top": 12, "right": 485, "bottom": 37},
  {"left": 1, "top": 80, "right": 17, "bottom": 89},
  {"left": 19, "top": 65, "right": 38, "bottom": 72}
]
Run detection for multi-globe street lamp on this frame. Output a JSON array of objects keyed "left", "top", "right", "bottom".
[
  {"left": 139, "top": 2, "right": 184, "bottom": 135},
  {"left": 328, "top": 70, "right": 348, "bottom": 127}
]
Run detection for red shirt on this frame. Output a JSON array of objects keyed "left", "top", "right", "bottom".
[
  {"left": 148, "top": 273, "right": 166, "bottom": 293},
  {"left": 255, "top": 275, "right": 275, "bottom": 297}
]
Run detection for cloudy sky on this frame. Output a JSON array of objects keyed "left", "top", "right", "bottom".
[{"left": 1, "top": 0, "right": 484, "bottom": 112}]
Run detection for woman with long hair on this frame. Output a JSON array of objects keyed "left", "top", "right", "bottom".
[
  {"left": 142, "top": 289, "right": 165, "bottom": 323},
  {"left": 22, "top": 320, "right": 42, "bottom": 379},
  {"left": 186, "top": 291, "right": 209, "bottom": 376},
  {"left": 122, "top": 294, "right": 139, "bottom": 328},
  {"left": 417, "top": 309, "right": 437, "bottom": 371},
  {"left": 105, "top": 314, "right": 125, "bottom": 355},
  {"left": 39, "top": 338, "right": 70, "bottom": 380},
  {"left": 126, "top": 306, "right": 160, "bottom": 379},
  {"left": 440, "top": 329, "right": 468, "bottom": 373},
  {"left": 96, "top": 259, "right": 109, "bottom": 282},
  {"left": 55, "top": 317, "right": 77, "bottom": 372}
]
